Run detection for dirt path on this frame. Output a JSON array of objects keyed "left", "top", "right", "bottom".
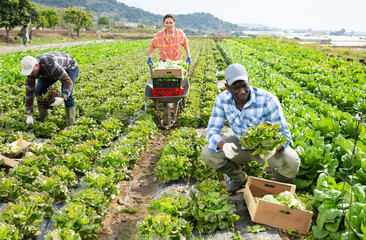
[{"left": 95, "top": 133, "right": 168, "bottom": 240}]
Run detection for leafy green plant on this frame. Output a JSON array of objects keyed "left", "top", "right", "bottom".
[
  {"left": 92, "top": 129, "right": 112, "bottom": 147},
  {"left": 52, "top": 203, "right": 102, "bottom": 240},
  {"left": 80, "top": 171, "right": 120, "bottom": 198},
  {"left": 147, "top": 192, "right": 192, "bottom": 223},
  {"left": 191, "top": 156, "right": 222, "bottom": 181},
  {"left": 70, "top": 142, "right": 99, "bottom": 161},
  {"left": 44, "top": 228, "right": 81, "bottom": 240},
  {"left": 94, "top": 166, "right": 127, "bottom": 183},
  {"left": 247, "top": 225, "right": 266, "bottom": 233},
  {"left": 258, "top": 191, "right": 307, "bottom": 210},
  {"left": 66, "top": 188, "right": 110, "bottom": 216},
  {"left": 9, "top": 165, "right": 41, "bottom": 184},
  {"left": 154, "top": 155, "right": 192, "bottom": 182},
  {"left": 22, "top": 154, "right": 53, "bottom": 173},
  {"left": 48, "top": 165, "right": 78, "bottom": 188},
  {"left": 311, "top": 173, "right": 353, "bottom": 239},
  {"left": 97, "top": 150, "right": 129, "bottom": 169},
  {"left": 190, "top": 180, "right": 239, "bottom": 234},
  {"left": 0, "top": 144, "right": 24, "bottom": 158},
  {"left": 60, "top": 153, "right": 92, "bottom": 177},
  {"left": 240, "top": 122, "right": 287, "bottom": 159},
  {"left": 35, "top": 144, "right": 64, "bottom": 161},
  {"left": 241, "top": 161, "right": 271, "bottom": 179},
  {"left": 232, "top": 231, "right": 242, "bottom": 239},
  {"left": 152, "top": 59, "right": 187, "bottom": 71},
  {"left": 0, "top": 192, "right": 53, "bottom": 237},
  {"left": 51, "top": 135, "right": 75, "bottom": 149},
  {"left": 36, "top": 87, "right": 60, "bottom": 109},
  {"left": 101, "top": 117, "right": 123, "bottom": 138},
  {"left": 33, "top": 121, "right": 60, "bottom": 138},
  {"left": 0, "top": 177, "right": 23, "bottom": 202},
  {"left": 0, "top": 222, "right": 19, "bottom": 240},
  {"left": 137, "top": 213, "right": 191, "bottom": 240},
  {"left": 160, "top": 137, "right": 196, "bottom": 158},
  {"left": 31, "top": 175, "right": 68, "bottom": 200}
]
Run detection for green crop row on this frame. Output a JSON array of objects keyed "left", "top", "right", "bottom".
[
  {"left": 234, "top": 38, "right": 366, "bottom": 116},
  {"left": 218, "top": 38, "right": 366, "bottom": 239}
]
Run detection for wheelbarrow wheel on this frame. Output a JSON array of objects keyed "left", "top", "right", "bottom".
[{"left": 162, "top": 105, "right": 170, "bottom": 126}]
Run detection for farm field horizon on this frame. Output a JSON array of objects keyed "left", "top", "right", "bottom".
[{"left": 0, "top": 37, "right": 365, "bottom": 239}]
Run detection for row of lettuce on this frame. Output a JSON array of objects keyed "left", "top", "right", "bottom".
[
  {"left": 239, "top": 38, "right": 366, "bottom": 116},
  {"left": 0, "top": 39, "right": 154, "bottom": 239},
  {"left": 0, "top": 39, "right": 207, "bottom": 239},
  {"left": 135, "top": 38, "right": 272, "bottom": 239},
  {"left": 217, "top": 38, "right": 366, "bottom": 239},
  {"left": 0, "top": 40, "right": 151, "bottom": 143},
  {"left": 0, "top": 40, "right": 144, "bottom": 87}
]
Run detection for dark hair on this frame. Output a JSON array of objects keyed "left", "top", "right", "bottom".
[{"left": 163, "top": 14, "right": 175, "bottom": 23}]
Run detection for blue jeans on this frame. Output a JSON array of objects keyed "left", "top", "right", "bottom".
[{"left": 35, "top": 67, "right": 79, "bottom": 108}]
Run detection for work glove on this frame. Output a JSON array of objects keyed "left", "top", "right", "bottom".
[
  {"left": 26, "top": 115, "right": 34, "bottom": 124},
  {"left": 222, "top": 143, "right": 239, "bottom": 159},
  {"left": 50, "top": 97, "right": 64, "bottom": 107},
  {"left": 259, "top": 149, "right": 276, "bottom": 159},
  {"left": 147, "top": 57, "right": 153, "bottom": 65},
  {"left": 186, "top": 57, "right": 191, "bottom": 65}
]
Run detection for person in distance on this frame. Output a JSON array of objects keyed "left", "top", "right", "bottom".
[{"left": 147, "top": 14, "right": 191, "bottom": 65}]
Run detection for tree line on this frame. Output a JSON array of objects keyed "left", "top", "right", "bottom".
[{"left": 0, "top": 0, "right": 108, "bottom": 40}]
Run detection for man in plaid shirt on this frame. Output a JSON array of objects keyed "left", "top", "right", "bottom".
[
  {"left": 202, "top": 63, "right": 300, "bottom": 193},
  {"left": 20, "top": 52, "right": 79, "bottom": 126}
]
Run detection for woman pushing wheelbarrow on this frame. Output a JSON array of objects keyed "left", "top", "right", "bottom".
[{"left": 145, "top": 14, "right": 191, "bottom": 128}]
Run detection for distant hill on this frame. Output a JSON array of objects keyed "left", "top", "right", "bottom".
[{"left": 30, "top": 0, "right": 243, "bottom": 33}]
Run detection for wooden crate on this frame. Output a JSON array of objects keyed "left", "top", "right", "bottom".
[{"left": 243, "top": 176, "right": 313, "bottom": 234}]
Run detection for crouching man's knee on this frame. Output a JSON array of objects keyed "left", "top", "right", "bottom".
[
  {"left": 269, "top": 147, "right": 300, "bottom": 179},
  {"left": 277, "top": 147, "right": 300, "bottom": 179}
]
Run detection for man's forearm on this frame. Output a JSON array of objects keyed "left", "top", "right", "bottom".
[{"left": 61, "top": 73, "right": 73, "bottom": 99}]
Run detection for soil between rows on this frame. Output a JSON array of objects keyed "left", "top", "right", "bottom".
[{"left": 95, "top": 133, "right": 168, "bottom": 240}]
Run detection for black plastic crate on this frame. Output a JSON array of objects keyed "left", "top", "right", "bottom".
[{"left": 152, "top": 78, "right": 181, "bottom": 88}]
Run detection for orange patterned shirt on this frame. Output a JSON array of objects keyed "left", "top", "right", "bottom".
[{"left": 149, "top": 28, "right": 188, "bottom": 61}]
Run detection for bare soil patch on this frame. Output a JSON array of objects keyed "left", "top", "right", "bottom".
[{"left": 95, "top": 133, "right": 168, "bottom": 240}]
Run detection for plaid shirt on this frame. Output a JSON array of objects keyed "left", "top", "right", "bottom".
[
  {"left": 206, "top": 86, "right": 292, "bottom": 152},
  {"left": 149, "top": 28, "right": 188, "bottom": 61},
  {"left": 25, "top": 52, "right": 78, "bottom": 115}
]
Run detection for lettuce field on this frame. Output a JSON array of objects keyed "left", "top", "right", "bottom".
[{"left": 0, "top": 38, "right": 366, "bottom": 239}]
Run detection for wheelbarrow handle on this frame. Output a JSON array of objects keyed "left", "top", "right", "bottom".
[
  {"left": 148, "top": 63, "right": 153, "bottom": 76},
  {"left": 185, "top": 64, "right": 189, "bottom": 78}
]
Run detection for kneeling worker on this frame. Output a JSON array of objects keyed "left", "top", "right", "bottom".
[
  {"left": 202, "top": 63, "right": 300, "bottom": 193},
  {"left": 20, "top": 52, "right": 79, "bottom": 127}
]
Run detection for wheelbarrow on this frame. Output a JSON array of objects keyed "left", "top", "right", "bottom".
[{"left": 144, "top": 64, "right": 190, "bottom": 128}]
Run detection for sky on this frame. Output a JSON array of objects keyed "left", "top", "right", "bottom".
[{"left": 117, "top": 0, "right": 365, "bottom": 32}]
